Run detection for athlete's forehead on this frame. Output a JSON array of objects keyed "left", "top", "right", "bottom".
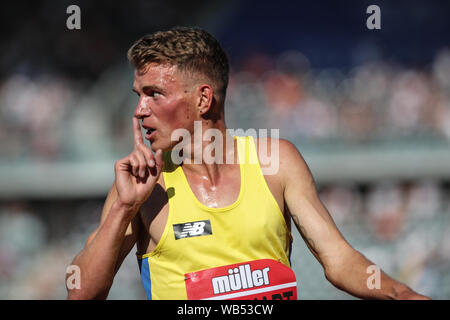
[{"left": 132, "top": 63, "right": 184, "bottom": 93}]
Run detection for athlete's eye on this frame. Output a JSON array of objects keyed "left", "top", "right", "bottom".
[
  {"left": 142, "top": 87, "right": 163, "bottom": 98},
  {"left": 145, "top": 90, "right": 162, "bottom": 98}
]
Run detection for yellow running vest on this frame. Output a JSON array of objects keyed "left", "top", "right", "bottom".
[{"left": 137, "top": 136, "right": 294, "bottom": 300}]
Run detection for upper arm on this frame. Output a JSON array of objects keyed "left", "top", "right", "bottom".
[
  {"left": 279, "top": 139, "right": 352, "bottom": 272},
  {"left": 85, "top": 182, "right": 139, "bottom": 274}
]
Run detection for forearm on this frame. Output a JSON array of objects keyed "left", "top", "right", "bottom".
[
  {"left": 325, "top": 249, "right": 428, "bottom": 300},
  {"left": 67, "top": 200, "right": 136, "bottom": 299}
]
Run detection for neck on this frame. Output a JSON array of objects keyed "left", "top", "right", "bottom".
[{"left": 178, "top": 118, "right": 238, "bottom": 185}]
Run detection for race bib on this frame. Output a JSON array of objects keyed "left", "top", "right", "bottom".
[{"left": 185, "top": 259, "right": 297, "bottom": 300}]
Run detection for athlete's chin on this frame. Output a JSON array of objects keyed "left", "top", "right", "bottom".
[{"left": 149, "top": 139, "right": 172, "bottom": 153}]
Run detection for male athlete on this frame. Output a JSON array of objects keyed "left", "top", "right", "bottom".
[{"left": 66, "top": 27, "right": 429, "bottom": 300}]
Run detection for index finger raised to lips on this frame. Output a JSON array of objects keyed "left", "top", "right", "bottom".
[{"left": 133, "top": 117, "right": 145, "bottom": 147}]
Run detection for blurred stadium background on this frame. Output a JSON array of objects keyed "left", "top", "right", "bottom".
[{"left": 1, "top": 0, "right": 449, "bottom": 299}]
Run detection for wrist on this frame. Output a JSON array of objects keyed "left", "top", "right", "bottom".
[{"left": 111, "top": 199, "right": 140, "bottom": 221}]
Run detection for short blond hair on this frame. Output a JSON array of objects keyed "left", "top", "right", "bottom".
[{"left": 127, "top": 26, "right": 229, "bottom": 103}]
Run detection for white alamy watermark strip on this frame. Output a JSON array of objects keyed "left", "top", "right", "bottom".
[{"left": 170, "top": 121, "right": 280, "bottom": 175}]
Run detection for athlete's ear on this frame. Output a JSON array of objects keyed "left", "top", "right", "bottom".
[{"left": 197, "top": 84, "right": 214, "bottom": 116}]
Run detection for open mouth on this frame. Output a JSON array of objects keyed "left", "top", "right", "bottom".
[{"left": 145, "top": 128, "right": 157, "bottom": 140}]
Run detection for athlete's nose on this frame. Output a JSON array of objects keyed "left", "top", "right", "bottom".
[{"left": 134, "top": 96, "right": 152, "bottom": 119}]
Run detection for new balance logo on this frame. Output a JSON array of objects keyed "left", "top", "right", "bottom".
[{"left": 173, "top": 220, "right": 212, "bottom": 239}]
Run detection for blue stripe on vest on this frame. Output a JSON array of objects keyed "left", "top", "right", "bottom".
[{"left": 138, "top": 257, "right": 152, "bottom": 300}]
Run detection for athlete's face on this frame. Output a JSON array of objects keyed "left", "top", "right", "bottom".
[{"left": 133, "top": 63, "right": 198, "bottom": 151}]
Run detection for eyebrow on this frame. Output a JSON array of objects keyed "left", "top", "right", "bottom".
[{"left": 132, "top": 85, "right": 165, "bottom": 95}]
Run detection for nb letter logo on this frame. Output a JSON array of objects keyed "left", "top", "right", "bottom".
[
  {"left": 182, "top": 222, "right": 206, "bottom": 238},
  {"left": 173, "top": 220, "right": 212, "bottom": 239}
]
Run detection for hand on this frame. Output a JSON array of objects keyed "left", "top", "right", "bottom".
[
  {"left": 395, "top": 285, "right": 432, "bottom": 300},
  {"left": 114, "top": 117, "right": 164, "bottom": 211},
  {"left": 396, "top": 291, "right": 432, "bottom": 300}
]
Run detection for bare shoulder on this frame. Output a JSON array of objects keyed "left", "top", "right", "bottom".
[
  {"left": 253, "top": 136, "right": 303, "bottom": 161},
  {"left": 253, "top": 137, "right": 312, "bottom": 185}
]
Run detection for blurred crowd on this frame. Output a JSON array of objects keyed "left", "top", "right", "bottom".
[
  {"left": 1, "top": 48, "right": 450, "bottom": 162},
  {"left": 0, "top": 199, "right": 144, "bottom": 299},
  {"left": 317, "top": 180, "right": 450, "bottom": 299},
  {"left": 1, "top": 46, "right": 450, "bottom": 299},
  {"left": 1, "top": 1, "right": 450, "bottom": 298},
  {"left": 226, "top": 48, "right": 450, "bottom": 144},
  {"left": 0, "top": 0, "right": 448, "bottom": 302},
  {"left": 0, "top": 179, "right": 449, "bottom": 299}
]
